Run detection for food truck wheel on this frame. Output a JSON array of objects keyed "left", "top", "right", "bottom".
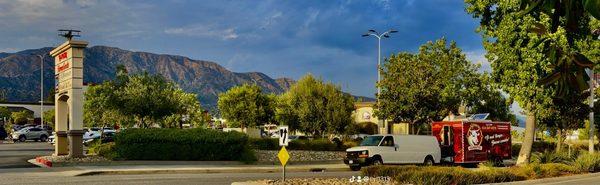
[{"left": 493, "top": 157, "right": 504, "bottom": 167}]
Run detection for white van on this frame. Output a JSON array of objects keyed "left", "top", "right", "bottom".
[{"left": 344, "top": 134, "right": 441, "bottom": 171}]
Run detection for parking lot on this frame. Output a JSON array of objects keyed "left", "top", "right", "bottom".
[{"left": 0, "top": 141, "right": 53, "bottom": 168}]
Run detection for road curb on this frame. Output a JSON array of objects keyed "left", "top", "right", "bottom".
[
  {"left": 72, "top": 166, "right": 349, "bottom": 176},
  {"left": 28, "top": 157, "right": 52, "bottom": 168}
]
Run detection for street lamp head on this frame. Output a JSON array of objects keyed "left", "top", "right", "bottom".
[
  {"left": 362, "top": 33, "right": 370, "bottom": 37},
  {"left": 368, "top": 29, "right": 376, "bottom": 33},
  {"left": 389, "top": 29, "right": 398, "bottom": 33},
  {"left": 383, "top": 34, "right": 390, "bottom": 38}
]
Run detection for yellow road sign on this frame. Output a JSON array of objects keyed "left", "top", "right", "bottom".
[{"left": 278, "top": 146, "right": 290, "bottom": 166}]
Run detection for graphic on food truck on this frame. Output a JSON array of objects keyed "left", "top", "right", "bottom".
[
  {"left": 467, "top": 124, "right": 483, "bottom": 151},
  {"left": 432, "top": 119, "right": 511, "bottom": 164}
]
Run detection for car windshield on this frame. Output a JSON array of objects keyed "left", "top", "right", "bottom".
[{"left": 360, "top": 136, "right": 383, "bottom": 146}]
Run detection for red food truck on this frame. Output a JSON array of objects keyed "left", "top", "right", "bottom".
[{"left": 431, "top": 117, "right": 511, "bottom": 166}]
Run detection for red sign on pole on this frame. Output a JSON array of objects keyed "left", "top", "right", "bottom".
[{"left": 58, "top": 52, "right": 68, "bottom": 61}]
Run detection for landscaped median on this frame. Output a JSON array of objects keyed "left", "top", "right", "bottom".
[{"left": 31, "top": 128, "right": 349, "bottom": 167}]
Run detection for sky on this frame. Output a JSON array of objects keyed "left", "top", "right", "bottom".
[{"left": 0, "top": 0, "right": 520, "bottom": 114}]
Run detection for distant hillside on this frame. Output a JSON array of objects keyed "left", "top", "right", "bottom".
[
  {"left": 0, "top": 46, "right": 293, "bottom": 108},
  {"left": 0, "top": 46, "right": 373, "bottom": 109}
]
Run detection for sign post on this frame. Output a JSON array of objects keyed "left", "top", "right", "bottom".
[{"left": 278, "top": 126, "right": 289, "bottom": 182}]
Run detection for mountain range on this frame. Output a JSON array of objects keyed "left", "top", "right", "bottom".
[{"left": 0, "top": 46, "right": 373, "bottom": 109}]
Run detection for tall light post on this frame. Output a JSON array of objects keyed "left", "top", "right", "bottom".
[
  {"left": 362, "top": 29, "right": 397, "bottom": 134},
  {"left": 34, "top": 54, "right": 46, "bottom": 129},
  {"left": 590, "top": 29, "right": 600, "bottom": 153}
]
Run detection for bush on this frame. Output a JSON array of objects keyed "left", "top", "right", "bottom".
[
  {"left": 114, "top": 128, "right": 254, "bottom": 161},
  {"left": 531, "top": 150, "right": 575, "bottom": 164},
  {"left": 248, "top": 138, "right": 279, "bottom": 150},
  {"left": 248, "top": 137, "right": 347, "bottom": 151},
  {"left": 573, "top": 152, "right": 600, "bottom": 172},
  {"left": 512, "top": 141, "right": 556, "bottom": 158},
  {"left": 361, "top": 163, "right": 579, "bottom": 185}
]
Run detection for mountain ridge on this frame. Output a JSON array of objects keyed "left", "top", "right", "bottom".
[{"left": 0, "top": 46, "right": 375, "bottom": 108}]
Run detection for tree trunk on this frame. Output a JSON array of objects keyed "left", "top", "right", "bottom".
[
  {"left": 556, "top": 129, "right": 563, "bottom": 152},
  {"left": 517, "top": 112, "right": 536, "bottom": 166}
]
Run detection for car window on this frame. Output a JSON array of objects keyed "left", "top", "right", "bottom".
[
  {"left": 380, "top": 136, "right": 394, "bottom": 146},
  {"left": 360, "top": 136, "right": 383, "bottom": 146}
]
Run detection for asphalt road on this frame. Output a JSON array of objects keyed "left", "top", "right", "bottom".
[
  {"left": 0, "top": 170, "right": 360, "bottom": 185},
  {"left": 0, "top": 142, "right": 53, "bottom": 168}
]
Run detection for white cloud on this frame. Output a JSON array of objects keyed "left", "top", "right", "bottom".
[
  {"left": 465, "top": 50, "right": 491, "bottom": 73},
  {"left": 164, "top": 25, "right": 239, "bottom": 40}
]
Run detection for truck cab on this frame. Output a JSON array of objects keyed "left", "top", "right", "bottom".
[{"left": 344, "top": 134, "right": 441, "bottom": 171}]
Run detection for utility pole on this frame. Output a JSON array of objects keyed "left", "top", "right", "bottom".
[
  {"left": 362, "top": 29, "right": 397, "bottom": 134},
  {"left": 35, "top": 54, "right": 46, "bottom": 129}
]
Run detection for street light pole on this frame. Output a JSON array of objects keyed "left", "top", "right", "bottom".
[
  {"left": 363, "top": 29, "right": 397, "bottom": 134},
  {"left": 36, "top": 54, "right": 46, "bottom": 129}
]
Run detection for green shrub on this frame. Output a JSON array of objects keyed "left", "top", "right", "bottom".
[
  {"left": 531, "top": 150, "right": 575, "bottom": 164},
  {"left": 361, "top": 163, "right": 577, "bottom": 185},
  {"left": 248, "top": 138, "right": 279, "bottom": 150},
  {"left": 248, "top": 137, "right": 346, "bottom": 151},
  {"left": 96, "top": 142, "right": 118, "bottom": 159},
  {"left": 573, "top": 152, "right": 600, "bottom": 172},
  {"left": 114, "top": 128, "right": 254, "bottom": 161}
]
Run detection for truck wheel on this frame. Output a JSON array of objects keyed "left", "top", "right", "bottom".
[
  {"left": 350, "top": 166, "right": 361, "bottom": 171},
  {"left": 372, "top": 156, "right": 383, "bottom": 166},
  {"left": 424, "top": 156, "right": 434, "bottom": 166},
  {"left": 493, "top": 157, "right": 504, "bottom": 167},
  {"left": 19, "top": 135, "right": 26, "bottom": 142}
]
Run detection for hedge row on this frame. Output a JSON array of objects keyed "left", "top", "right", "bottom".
[
  {"left": 362, "top": 163, "right": 579, "bottom": 185},
  {"left": 248, "top": 138, "right": 357, "bottom": 151},
  {"left": 113, "top": 128, "right": 255, "bottom": 161}
]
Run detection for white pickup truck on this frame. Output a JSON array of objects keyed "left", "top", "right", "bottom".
[{"left": 344, "top": 134, "right": 441, "bottom": 171}]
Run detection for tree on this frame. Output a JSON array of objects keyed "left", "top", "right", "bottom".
[
  {"left": 465, "top": 0, "right": 598, "bottom": 165},
  {"left": 160, "top": 89, "right": 207, "bottom": 128},
  {"left": 43, "top": 109, "right": 55, "bottom": 129},
  {"left": 376, "top": 38, "right": 479, "bottom": 134},
  {"left": 276, "top": 74, "right": 355, "bottom": 137},
  {"left": 0, "top": 107, "right": 9, "bottom": 120},
  {"left": 466, "top": 74, "right": 515, "bottom": 122},
  {"left": 84, "top": 66, "right": 203, "bottom": 129},
  {"left": 11, "top": 110, "right": 33, "bottom": 125},
  {"left": 218, "top": 84, "right": 275, "bottom": 129}
]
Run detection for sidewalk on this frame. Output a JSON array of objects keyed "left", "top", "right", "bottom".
[{"left": 28, "top": 159, "right": 349, "bottom": 176}]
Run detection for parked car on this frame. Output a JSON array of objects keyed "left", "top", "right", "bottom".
[
  {"left": 344, "top": 134, "right": 441, "bottom": 171},
  {"left": 12, "top": 127, "right": 49, "bottom": 142}
]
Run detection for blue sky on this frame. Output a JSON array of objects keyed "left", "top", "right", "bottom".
[{"left": 0, "top": 0, "right": 505, "bottom": 102}]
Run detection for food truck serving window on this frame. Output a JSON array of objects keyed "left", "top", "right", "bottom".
[{"left": 442, "top": 125, "right": 453, "bottom": 146}]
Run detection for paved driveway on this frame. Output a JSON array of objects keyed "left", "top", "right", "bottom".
[{"left": 0, "top": 142, "right": 53, "bottom": 168}]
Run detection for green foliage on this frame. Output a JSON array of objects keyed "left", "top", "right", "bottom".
[
  {"left": 579, "top": 120, "right": 591, "bottom": 140},
  {"left": 42, "top": 109, "right": 55, "bottom": 129},
  {"left": 376, "top": 38, "right": 481, "bottom": 128},
  {"left": 276, "top": 74, "right": 355, "bottom": 137},
  {"left": 247, "top": 137, "right": 349, "bottom": 151},
  {"left": 84, "top": 66, "right": 205, "bottom": 129},
  {"left": 573, "top": 152, "right": 600, "bottom": 172},
  {"left": 88, "top": 142, "right": 118, "bottom": 160},
  {"left": 466, "top": 74, "right": 515, "bottom": 122},
  {"left": 218, "top": 84, "right": 275, "bottom": 128},
  {"left": 113, "top": 128, "right": 254, "bottom": 161},
  {"left": 531, "top": 150, "right": 576, "bottom": 164},
  {"left": 0, "top": 107, "right": 9, "bottom": 119},
  {"left": 362, "top": 163, "right": 579, "bottom": 185},
  {"left": 11, "top": 110, "right": 32, "bottom": 125}
]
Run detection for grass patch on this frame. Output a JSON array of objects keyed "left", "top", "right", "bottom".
[{"left": 361, "top": 163, "right": 582, "bottom": 185}]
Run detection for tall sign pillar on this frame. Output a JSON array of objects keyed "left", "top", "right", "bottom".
[{"left": 50, "top": 39, "right": 88, "bottom": 158}]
